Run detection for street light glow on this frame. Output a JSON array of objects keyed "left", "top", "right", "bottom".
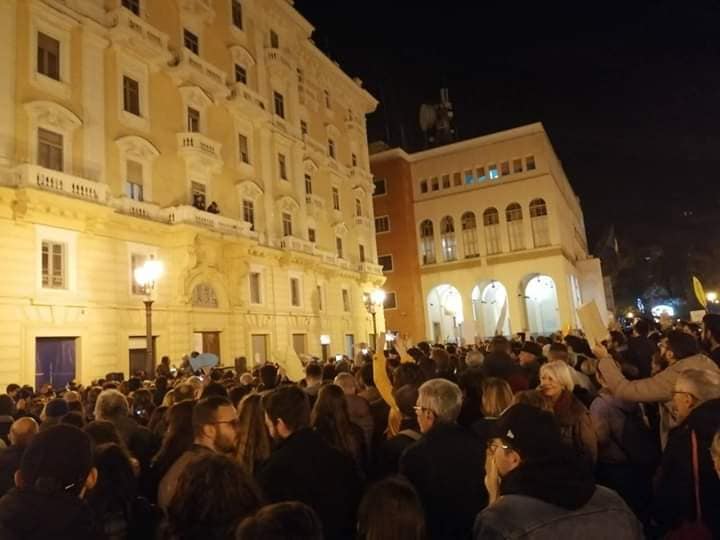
[
  {"left": 370, "top": 288, "right": 386, "bottom": 306},
  {"left": 707, "top": 291, "right": 718, "bottom": 303},
  {"left": 134, "top": 255, "right": 164, "bottom": 291}
]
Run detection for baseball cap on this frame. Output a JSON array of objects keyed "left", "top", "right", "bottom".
[
  {"left": 20, "top": 424, "right": 93, "bottom": 496},
  {"left": 492, "top": 403, "right": 564, "bottom": 461}
]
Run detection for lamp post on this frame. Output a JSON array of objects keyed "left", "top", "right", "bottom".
[
  {"left": 364, "top": 288, "right": 386, "bottom": 347},
  {"left": 134, "top": 255, "right": 164, "bottom": 370},
  {"left": 707, "top": 291, "right": 718, "bottom": 304}
]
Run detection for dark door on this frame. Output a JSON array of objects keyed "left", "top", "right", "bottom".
[
  {"left": 202, "top": 332, "right": 221, "bottom": 359},
  {"left": 36, "top": 338, "right": 76, "bottom": 390},
  {"left": 129, "top": 337, "right": 156, "bottom": 378}
]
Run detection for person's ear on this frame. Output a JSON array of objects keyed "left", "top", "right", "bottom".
[{"left": 14, "top": 470, "right": 24, "bottom": 489}]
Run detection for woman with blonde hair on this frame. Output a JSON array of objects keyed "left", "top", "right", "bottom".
[
  {"left": 480, "top": 378, "right": 514, "bottom": 418},
  {"left": 539, "top": 360, "right": 597, "bottom": 465},
  {"left": 235, "top": 393, "right": 272, "bottom": 475}
]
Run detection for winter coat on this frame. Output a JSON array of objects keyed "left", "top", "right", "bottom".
[
  {"left": 473, "top": 455, "right": 643, "bottom": 540},
  {"left": 400, "top": 421, "right": 488, "bottom": 539},
  {"left": 553, "top": 390, "right": 598, "bottom": 465},
  {"left": 589, "top": 390, "right": 638, "bottom": 464},
  {"left": 652, "top": 398, "right": 720, "bottom": 538}
]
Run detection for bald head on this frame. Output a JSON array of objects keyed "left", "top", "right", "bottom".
[{"left": 9, "top": 417, "right": 39, "bottom": 447}]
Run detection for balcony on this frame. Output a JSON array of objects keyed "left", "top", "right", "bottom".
[
  {"left": 314, "top": 248, "right": 338, "bottom": 266},
  {"left": 265, "top": 47, "right": 294, "bottom": 77},
  {"left": 358, "top": 262, "right": 384, "bottom": 275},
  {"left": 305, "top": 194, "right": 325, "bottom": 217},
  {"left": 168, "top": 49, "right": 229, "bottom": 100},
  {"left": 15, "top": 164, "right": 107, "bottom": 204},
  {"left": 108, "top": 8, "right": 172, "bottom": 70},
  {"left": 111, "top": 197, "right": 166, "bottom": 222},
  {"left": 354, "top": 215, "right": 371, "bottom": 228},
  {"left": 303, "top": 136, "right": 327, "bottom": 158},
  {"left": 177, "top": 132, "right": 223, "bottom": 175},
  {"left": 278, "top": 236, "right": 315, "bottom": 255},
  {"left": 162, "top": 205, "right": 254, "bottom": 237},
  {"left": 229, "top": 83, "right": 268, "bottom": 120}
]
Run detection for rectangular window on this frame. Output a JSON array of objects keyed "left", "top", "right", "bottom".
[
  {"left": 238, "top": 134, "right": 250, "bottom": 164},
  {"left": 122, "top": 0, "right": 140, "bottom": 15},
  {"left": 249, "top": 272, "right": 261, "bottom": 304},
  {"left": 336, "top": 237, "right": 344, "bottom": 258},
  {"left": 420, "top": 180, "right": 428, "bottom": 193},
  {"left": 431, "top": 177, "right": 439, "bottom": 191},
  {"left": 316, "top": 285, "right": 323, "bottom": 311},
  {"left": 270, "top": 29, "right": 280, "bottom": 49},
  {"left": 374, "top": 215, "right": 390, "bottom": 233},
  {"left": 476, "top": 166, "right": 486, "bottom": 181},
  {"left": 355, "top": 198, "right": 362, "bottom": 217},
  {"left": 38, "top": 128, "right": 63, "bottom": 171},
  {"left": 183, "top": 29, "right": 199, "bottom": 54},
  {"left": 41, "top": 240, "right": 65, "bottom": 289},
  {"left": 308, "top": 228, "right": 316, "bottom": 243},
  {"left": 122, "top": 76, "right": 140, "bottom": 116},
  {"left": 231, "top": 0, "right": 243, "bottom": 29},
  {"left": 359, "top": 244, "right": 366, "bottom": 262},
  {"left": 234, "top": 64, "right": 247, "bottom": 84},
  {"left": 442, "top": 174, "right": 450, "bottom": 189},
  {"left": 297, "top": 68, "right": 304, "bottom": 83},
  {"left": 526, "top": 155, "right": 536, "bottom": 170},
  {"left": 130, "top": 253, "right": 146, "bottom": 294},
  {"left": 342, "top": 288, "right": 350, "bottom": 312},
  {"left": 324, "top": 89, "right": 331, "bottom": 108},
  {"left": 488, "top": 164, "right": 499, "bottom": 179},
  {"left": 513, "top": 158, "right": 523, "bottom": 173},
  {"left": 300, "top": 120, "right": 308, "bottom": 138},
  {"left": 125, "top": 160, "right": 143, "bottom": 202},
  {"left": 328, "top": 139, "right": 336, "bottom": 159},
  {"left": 304, "top": 174, "right": 312, "bottom": 194},
  {"left": 378, "top": 254, "right": 393, "bottom": 272},
  {"left": 384, "top": 292, "right": 397, "bottom": 310},
  {"left": 373, "top": 177, "right": 387, "bottom": 196},
  {"left": 242, "top": 199, "right": 255, "bottom": 230},
  {"left": 278, "top": 154, "right": 287, "bottom": 180},
  {"left": 187, "top": 107, "right": 200, "bottom": 132},
  {"left": 290, "top": 277, "right": 301, "bottom": 307},
  {"left": 500, "top": 161, "right": 510, "bottom": 176},
  {"left": 282, "top": 212, "right": 292, "bottom": 237},
  {"left": 37, "top": 32, "right": 60, "bottom": 81},
  {"left": 453, "top": 172, "right": 462, "bottom": 186},
  {"left": 273, "top": 91, "right": 285, "bottom": 119},
  {"left": 352, "top": 153, "right": 358, "bottom": 167},
  {"left": 464, "top": 169, "right": 474, "bottom": 184},
  {"left": 332, "top": 187, "right": 340, "bottom": 210}
]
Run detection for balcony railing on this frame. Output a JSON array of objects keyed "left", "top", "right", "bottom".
[
  {"left": 230, "top": 84, "right": 267, "bottom": 119},
  {"left": 108, "top": 8, "right": 171, "bottom": 69},
  {"left": 162, "top": 205, "right": 254, "bottom": 237},
  {"left": 111, "top": 197, "right": 166, "bottom": 221},
  {"left": 169, "top": 49, "right": 228, "bottom": 99},
  {"left": 278, "top": 236, "right": 315, "bottom": 255},
  {"left": 177, "top": 132, "right": 223, "bottom": 162},
  {"left": 265, "top": 48, "right": 294, "bottom": 76},
  {"left": 355, "top": 216, "right": 371, "bottom": 227},
  {"left": 15, "top": 164, "right": 108, "bottom": 203},
  {"left": 358, "top": 262, "right": 384, "bottom": 275}
]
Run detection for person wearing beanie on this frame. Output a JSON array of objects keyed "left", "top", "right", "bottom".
[
  {"left": 518, "top": 341, "right": 544, "bottom": 389},
  {"left": 474, "top": 404, "right": 643, "bottom": 540},
  {"left": 0, "top": 424, "right": 102, "bottom": 540}
]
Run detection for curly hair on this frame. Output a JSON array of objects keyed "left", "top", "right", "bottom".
[{"left": 167, "top": 454, "right": 262, "bottom": 540}]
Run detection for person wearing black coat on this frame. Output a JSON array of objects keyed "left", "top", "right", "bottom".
[
  {"left": 258, "top": 386, "right": 362, "bottom": 540},
  {"left": 400, "top": 379, "right": 488, "bottom": 539}
]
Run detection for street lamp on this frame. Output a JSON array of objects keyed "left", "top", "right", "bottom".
[
  {"left": 364, "top": 288, "right": 386, "bottom": 346},
  {"left": 134, "top": 255, "right": 164, "bottom": 370},
  {"left": 707, "top": 291, "right": 718, "bottom": 304}
]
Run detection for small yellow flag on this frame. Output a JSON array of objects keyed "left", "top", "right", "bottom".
[{"left": 692, "top": 276, "right": 706, "bottom": 307}]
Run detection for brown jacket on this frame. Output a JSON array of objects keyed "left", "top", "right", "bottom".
[{"left": 554, "top": 390, "right": 598, "bottom": 465}]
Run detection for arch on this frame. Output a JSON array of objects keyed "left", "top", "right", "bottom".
[
  {"left": 229, "top": 45, "right": 256, "bottom": 68},
  {"left": 505, "top": 202, "right": 525, "bottom": 251},
  {"left": 530, "top": 198, "right": 550, "bottom": 247},
  {"left": 440, "top": 216, "right": 457, "bottom": 261},
  {"left": 482, "top": 207, "right": 501, "bottom": 255},
  {"left": 185, "top": 268, "right": 231, "bottom": 310},
  {"left": 523, "top": 274, "right": 560, "bottom": 335},
  {"left": 24, "top": 100, "right": 82, "bottom": 131},
  {"left": 461, "top": 211, "right": 479, "bottom": 258},
  {"left": 419, "top": 219, "right": 436, "bottom": 265},
  {"left": 276, "top": 195, "right": 300, "bottom": 213},
  {"left": 178, "top": 85, "right": 213, "bottom": 111},
  {"left": 115, "top": 135, "right": 160, "bottom": 162},
  {"left": 236, "top": 180, "right": 263, "bottom": 201},
  {"left": 471, "top": 281, "right": 511, "bottom": 338},
  {"left": 191, "top": 282, "right": 219, "bottom": 308},
  {"left": 427, "top": 284, "right": 464, "bottom": 343}
]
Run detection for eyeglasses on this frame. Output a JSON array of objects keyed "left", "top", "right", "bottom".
[
  {"left": 209, "top": 418, "right": 240, "bottom": 427},
  {"left": 413, "top": 405, "right": 435, "bottom": 416},
  {"left": 487, "top": 440, "right": 511, "bottom": 454}
]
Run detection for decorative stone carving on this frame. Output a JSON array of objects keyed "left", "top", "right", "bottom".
[
  {"left": 115, "top": 135, "right": 160, "bottom": 162},
  {"left": 191, "top": 283, "right": 218, "bottom": 308},
  {"left": 24, "top": 101, "right": 82, "bottom": 132}
]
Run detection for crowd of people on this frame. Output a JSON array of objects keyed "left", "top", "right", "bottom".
[{"left": 0, "top": 313, "right": 719, "bottom": 539}]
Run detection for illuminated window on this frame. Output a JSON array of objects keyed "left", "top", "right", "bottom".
[
  {"left": 526, "top": 155, "right": 536, "bottom": 170},
  {"left": 513, "top": 158, "right": 523, "bottom": 173},
  {"left": 488, "top": 165, "right": 499, "bottom": 179},
  {"left": 464, "top": 170, "right": 474, "bottom": 185},
  {"left": 41, "top": 241, "right": 66, "bottom": 289}
]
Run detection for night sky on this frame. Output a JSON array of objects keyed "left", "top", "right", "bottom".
[{"left": 295, "top": 0, "right": 720, "bottom": 248}]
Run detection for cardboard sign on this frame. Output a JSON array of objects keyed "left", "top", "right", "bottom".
[
  {"left": 690, "top": 310, "right": 707, "bottom": 323},
  {"left": 577, "top": 300, "right": 609, "bottom": 345}
]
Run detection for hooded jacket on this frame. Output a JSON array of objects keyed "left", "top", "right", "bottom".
[
  {"left": 0, "top": 488, "right": 103, "bottom": 540},
  {"left": 473, "top": 456, "right": 643, "bottom": 540}
]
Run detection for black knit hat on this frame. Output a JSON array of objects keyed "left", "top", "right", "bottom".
[
  {"left": 20, "top": 424, "right": 93, "bottom": 496},
  {"left": 493, "top": 404, "right": 564, "bottom": 461}
]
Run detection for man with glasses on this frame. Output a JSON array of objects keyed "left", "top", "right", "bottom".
[
  {"left": 400, "top": 378, "right": 488, "bottom": 539},
  {"left": 475, "top": 404, "right": 642, "bottom": 540},
  {"left": 158, "top": 396, "right": 238, "bottom": 509}
]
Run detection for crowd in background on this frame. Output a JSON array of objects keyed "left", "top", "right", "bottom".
[{"left": 0, "top": 313, "right": 719, "bottom": 539}]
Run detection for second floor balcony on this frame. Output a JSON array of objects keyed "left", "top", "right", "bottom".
[
  {"left": 168, "top": 49, "right": 229, "bottom": 100},
  {"left": 176, "top": 132, "right": 223, "bottom": 174},
  {"left": 108, "top": 8, "right": 172, "bottom": 70},
  {"left": 15, "top": 164, "right": 107, "bottom": 204},
  {"left": 229, "top": 84, "right": 268, "bottom": 121}
]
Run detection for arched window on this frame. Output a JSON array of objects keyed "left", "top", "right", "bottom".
[
  {"left": 483, "top": 208, "right": 501, "bottom": 255},
  {"left": 419, "top": 220, "right": 436, "bottom": 265},
  {"left": 440, "top": 216, "right": 457, "bottom": 261},
  {"left": 461, "top": 211, "right": 479, "bottom": 258},
  {"left": 530, "top": 198, "right": 550, "bottom": 247},
  {"left": 506, "top": 203, "right": 524, "bottom": 251}
]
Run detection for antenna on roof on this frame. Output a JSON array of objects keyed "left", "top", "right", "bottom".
[{"left": 419, "top": 88, "right": 456, "bottom": 148}]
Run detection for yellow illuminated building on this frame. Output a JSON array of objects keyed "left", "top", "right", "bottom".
[{"left": 0, "top": 0, "right": 383, "bottom": 387}]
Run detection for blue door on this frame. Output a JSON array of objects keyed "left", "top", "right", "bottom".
[{"left": 36, "top": 338, "right": 76, "bottom": 390}]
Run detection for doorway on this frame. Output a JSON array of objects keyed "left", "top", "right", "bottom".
[
  {"left": 344, "top": 334, "right": 355, "bottom": 358},
  {"left": 128, "top": 336, "right": 157, "bottom": 378},
  {"left": 292, "top": 334, "right": 306, "bottom": 355},
  {"left": 251, "top": 334, "right": 269, "bottom": 367},
  {"left": 36, "top": 338, "right": 76, "bottom": 390},
  {"left": 192, "top": 331, "right": 221, "bottom": 359}
]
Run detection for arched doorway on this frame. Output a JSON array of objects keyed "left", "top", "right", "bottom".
[
  {"left": 427, "top": 284, "right": 464, "bottom": 343},
  {"left": 471, "top": 281, "right": 510, "bottom": 338},
  {"left": 524, "top": 274, "right": 561, "bottom": 335}
]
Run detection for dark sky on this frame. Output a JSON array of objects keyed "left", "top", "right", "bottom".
[{"left": 294, "top": 0, "right": 720, "bottom": 247}]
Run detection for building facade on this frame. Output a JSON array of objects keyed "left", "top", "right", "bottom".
[
  {"left": 371, "top": 123, "right": 607, "bottom": 343},
  {"left": 0, "top": 0, "right": 383, "bottom": 388}
]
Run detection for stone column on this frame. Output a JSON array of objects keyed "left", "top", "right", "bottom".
[{"left": 0, "top": 1, "right": 17, "bottom": 167}]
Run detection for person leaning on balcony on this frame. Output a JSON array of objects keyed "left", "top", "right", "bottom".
[{"left": 206, "top": 201, "right": 219, "bottom": 214}]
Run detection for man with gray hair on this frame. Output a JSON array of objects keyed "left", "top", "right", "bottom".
[
  {"left": 465, "top": 350, "right": 484, "bottom": 369},
  {"left": 0, "top": 418, "right": 38, "bottom": 496},
  {"left": 94, "top": 389, "right": 157, "bottom": 472},
  {"left": 400, "top": 378, "right": 488, "bottom": 539}
]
